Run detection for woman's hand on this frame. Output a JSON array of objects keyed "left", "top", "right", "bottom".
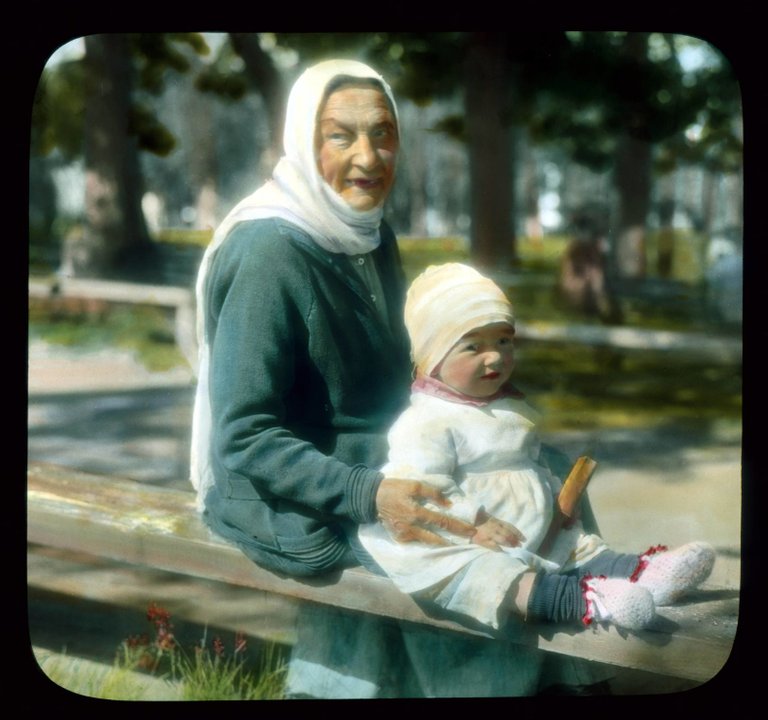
[
  {"left": 471, "top": 509, "right": 526, "bottom": 551},
  {"left": 375, "top": 478, "right": 476, "bottom": 545}
]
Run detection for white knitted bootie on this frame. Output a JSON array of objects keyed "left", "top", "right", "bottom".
[
  {"left": 630, "top": 542, "right": 716, "bottom": 606},
  {"left": 581, "top": 575, "right": 656, "bottom": 631}
]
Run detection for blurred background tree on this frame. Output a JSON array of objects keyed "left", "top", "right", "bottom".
[{"left": 32, "top": 34, "right": 211, "bottom": 279}]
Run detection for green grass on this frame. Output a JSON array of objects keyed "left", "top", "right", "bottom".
[
  {"left": 36, "top": 642, "right": 288, "bottom": 701},
  {"left": 513, "top": 342, "right": 741, "bottom": 433},
  {"left": 34, "top": 605, "right": 289, "bottom": 701},
  {"left": 29, "top": 301, "right": 188, "bottom": 373},
  {"left": 155, "top": 227, "right": 214, "bottom": 248},
  {"left": 34, "top": 648, "right": 183, "bottom": 701}
]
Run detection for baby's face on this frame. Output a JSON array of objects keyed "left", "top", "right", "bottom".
[{"left": 436, "top": 323, "right": 515, "bottom": 398}]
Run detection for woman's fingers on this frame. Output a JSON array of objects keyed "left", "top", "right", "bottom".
[
  {"left": 415, "top": 504, "right": 476, "bottom": 540},
  {"left": 376, "top": 478, "right": 475, "bottom": 544},
  {"left": 409, "top": 481, "right": 453, "bottom": 508}
]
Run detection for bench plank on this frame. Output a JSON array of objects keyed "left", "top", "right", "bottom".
[{"left": 27, "top": 462, "right": 737, "bottom": 683}]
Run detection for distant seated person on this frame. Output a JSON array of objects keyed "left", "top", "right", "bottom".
[{"left": 556, "top": 210, "right": 622, "bottom": 324}]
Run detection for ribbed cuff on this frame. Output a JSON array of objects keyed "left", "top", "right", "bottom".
[{"left": 345, "top": 466, "right": 385, "bottom": 523}]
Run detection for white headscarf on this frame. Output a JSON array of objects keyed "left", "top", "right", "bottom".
[
  {"left": 189, "top": 59, "right": 400, "bottom": 508},
  {"left": 404, "top": 263, "right": 515, "bottom": 377}
]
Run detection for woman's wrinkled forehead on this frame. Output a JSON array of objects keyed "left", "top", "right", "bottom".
[
  {"left": 282, "top": 60, "right": 399, "bottom": 165},
  {"left": 320, "top": 77, "right": 397, "bottom": 123}
]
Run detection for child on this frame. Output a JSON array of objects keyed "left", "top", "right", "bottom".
[{"left": 358, "top": 263, "right": 715, "bottom": 632}]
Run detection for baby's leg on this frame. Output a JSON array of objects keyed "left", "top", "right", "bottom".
[{"left": 523, "top": 569, "right": 655, "bottom": 631}]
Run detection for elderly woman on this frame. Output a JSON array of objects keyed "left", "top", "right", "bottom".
[
  {"left": 191, "top": 59, "right": 482, "bottom": 575},
  {"left": 191, "top": 59, "right": 608, "bottom": 698}
]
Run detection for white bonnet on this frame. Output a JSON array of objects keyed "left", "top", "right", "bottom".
[{"left": 404, "top": 263, "right": 515, "bottom": 376}]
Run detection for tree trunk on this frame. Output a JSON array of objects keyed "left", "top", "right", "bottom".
[
  {"left": 404, "top": 104, "right": 428, "bottom": 236},
  {"left": 656, "top": 173, "right": 676, "bottom": 278},
  {"left": 613, "top": 33, "right": 652, "bottom": 280},
  {"left": 521, "top": 135, "right": 542, "bottom": 242},
  {"left": 464, "top": 33, "right": 516, "bottom": 270},
  {"left": 228, "top": 33, "right": 285, "bottom": 175},
  {"left": 701, "top": 169, "right": 716, "bottom": 236},
  {"left": 181, "top": 70, "right": 219, "bottom": 231},
  {"left": 62, "top": 34, "right": 151, "bottom": 280},
  {"left": 614, "top": 133, "right": 652, "bottom": 279},
  {"left": 723, "top": 171, "right": 743, "bottom": 231}
]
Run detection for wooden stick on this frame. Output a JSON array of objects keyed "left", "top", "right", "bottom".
[
  {"left": 557, "top": 456, "right": 597, "bottom": 518},
  {"left": 537, "top": 456, "right": 597, "bottom": 556}
]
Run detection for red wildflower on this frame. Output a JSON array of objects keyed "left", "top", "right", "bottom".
[
  {"left": 157, "top": 630, "right": 176, "bottom": 651},
  {"left": 145, "top": 603, "right": 176, "bottom": 651},
  {"left": 126, "top": 633, "right": 150, "bottom": 649},
  {"left": 213, "top": 636, "right": 225, "bottom": 658},
  {"left": 147, "top": 602, "right": 172, "bottom": 626},
  {"left": 234, "top": 631, "right": 247, "bottom": 655}
]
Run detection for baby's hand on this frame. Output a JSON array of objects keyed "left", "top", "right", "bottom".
[{"left": 471, "top": 510, "right": 526, "bottom": 551}]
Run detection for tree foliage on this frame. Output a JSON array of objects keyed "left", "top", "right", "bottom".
[
  {"left": 266, "top": 32, "right": 741, "bottom": 268},
  {"left": 31, "top": 32, "right": 742, "bottom": 278},
  {"left": 32, "top": 33, "right": 212, "bottom": 163}
]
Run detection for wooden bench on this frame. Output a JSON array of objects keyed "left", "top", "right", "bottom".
[
  {"left": 26, "top": 461, "right": 738, "bottom": 685},
  {"left": 28, "top": 277, "right": 197, "bottom": 371}
]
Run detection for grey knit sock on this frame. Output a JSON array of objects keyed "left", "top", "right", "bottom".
[{"left": 527, "top": 572, "right": 583, "bottom": 624}]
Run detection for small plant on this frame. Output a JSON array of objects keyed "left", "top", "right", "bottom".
[{"left": 116, "top": 603, "right": 287, "bottom": 701}]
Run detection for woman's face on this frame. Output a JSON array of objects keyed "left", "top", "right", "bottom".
[{"left": 316, "top": 83, "right": 398, "bottom": 211}]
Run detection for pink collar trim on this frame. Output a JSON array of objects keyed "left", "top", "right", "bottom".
[{"left": 412, "top": 375, "right": 525, "bottom": 407}]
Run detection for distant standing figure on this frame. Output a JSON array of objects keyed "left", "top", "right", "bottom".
[{"left": 705, "top": 230, "right": 743, "bottom": 327}]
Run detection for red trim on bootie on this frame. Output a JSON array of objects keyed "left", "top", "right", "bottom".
[
  {"left": 580, "top": 574, "right": 608, "bottom": 627},
  {"left": 629, "top": 544, "right": 668, "bottom": 583}
]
